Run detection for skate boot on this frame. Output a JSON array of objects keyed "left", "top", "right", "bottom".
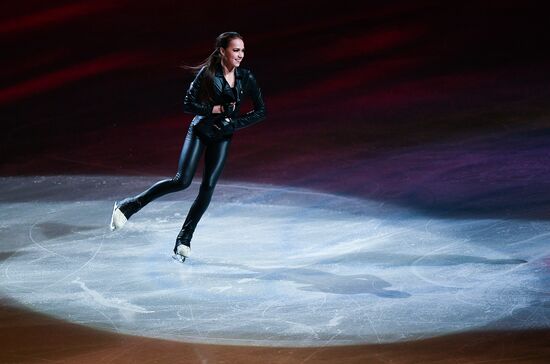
[
  {"left": 110, "top": 197, "right": 142, "bottom": 231},
  {"left": 172, "top": 224, "right": 194, "bottom": 263}
]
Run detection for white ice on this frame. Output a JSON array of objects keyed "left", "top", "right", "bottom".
[{"left": 0, "top": 176, "right": 548, "bottom": 347}]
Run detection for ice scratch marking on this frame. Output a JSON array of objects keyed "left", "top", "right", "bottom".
[
  {"left": 72, "top": 277, "right": 153, "bottom": 315},
  {"left": 209, "top": 285, "right": 232, "bottom": 293}
]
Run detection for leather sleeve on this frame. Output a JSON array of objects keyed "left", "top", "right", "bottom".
[
  {"left": 232, "top": 70, "right": 267, "bottom": 130},
  {"left": 183, "top": 67, "right": 213, "bottom": 116}
]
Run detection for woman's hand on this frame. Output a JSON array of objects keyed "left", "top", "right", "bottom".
[
  {"left": 212, "top": 102, "right": 236, "bottom": 114},
  {"left": 213, "top": 117, "right": 235, "bottom": 136}
]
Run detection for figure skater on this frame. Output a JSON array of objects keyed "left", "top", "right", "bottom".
[{"left": 109, "top": 31, "right": 266, "bottom": 262}]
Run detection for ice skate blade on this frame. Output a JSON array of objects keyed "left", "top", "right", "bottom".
[
  {"left": 172, "top": 254, "right": 187, "bottom": 263},
  {"left": 109, "top": 202, "right": 127, "bottom": 231}
]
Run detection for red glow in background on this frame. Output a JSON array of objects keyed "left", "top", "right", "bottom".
[{"left": 1, "top": 0, "right": 549, "bottom": 219}]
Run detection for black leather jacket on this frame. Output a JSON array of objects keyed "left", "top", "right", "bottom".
[{"left": 183, "top": 63, "right": 266, "bottom": 133}]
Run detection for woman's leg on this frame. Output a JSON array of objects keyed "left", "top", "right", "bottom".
[
  {"left": 111, "top": 124, "right": 207, "bottom": 231},
  {"left": 179, "top": 136, "right": 232, "bottom": 234},
  {"left": 133, "top": 124, "right": 205, "bottom": 207}
]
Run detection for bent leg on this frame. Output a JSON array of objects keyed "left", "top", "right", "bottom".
[
  {"left": 134, "top": 124, "right": 205, "bottom": 207},
  {"left": 181, "top": 137, "right": 232, "bottom": 231}
]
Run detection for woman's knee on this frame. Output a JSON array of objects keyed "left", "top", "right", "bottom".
[
  {"left": 172, "top": 173, "right": 193, "bottom": 190},
  {"left": 199, "top": 179, "right": 218, "bottom": 194}
]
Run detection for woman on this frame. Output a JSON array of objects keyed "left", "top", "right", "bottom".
[{"left": 109, "top": 31, "right": 266, "bottom": 263}]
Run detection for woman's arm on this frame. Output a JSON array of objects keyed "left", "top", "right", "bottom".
[
  {"left": 231, "top": 70, "right": 267, "bottom": 130},
  {"left": 183, "top": 67, "right": 214, "bottom": 116}
]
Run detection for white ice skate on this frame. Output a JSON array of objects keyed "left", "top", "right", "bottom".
[
  {"left": 172, "top": 244, "right": 191, "bottom": 263},
  {"left": 109, "top": 198, "right": 142, "bottom": 231},
  {"left": 109, "top": 201, "right": 128, "bottom": 231},
  {"left": 172, "top": 224, "right": 194, "bottom": 263}
]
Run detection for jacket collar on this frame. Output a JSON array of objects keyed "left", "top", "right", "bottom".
[
  {"left": 215, "top": 63, "right": 243, "bottom": 79},
  {"left": 214, "top": 63, "right": 243, "bottom": 102}
]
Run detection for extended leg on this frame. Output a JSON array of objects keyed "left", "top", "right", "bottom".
[
  {"left": 134, "top": 124, "right": 205, "bottom": 206},
  {"left": 110, "top": 124, "right": 204, "bottom": 231}
]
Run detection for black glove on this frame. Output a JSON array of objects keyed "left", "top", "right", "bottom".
[
  {"left": 214, "top": 117, "right": 235, "bottom": 136},
  {"left": 221, "top": 102, "right": 235, "bottom": 117}
]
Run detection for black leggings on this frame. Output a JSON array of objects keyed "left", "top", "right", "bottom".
[{"left": 134, "top": 123, "right": 232, "bottom": 232}]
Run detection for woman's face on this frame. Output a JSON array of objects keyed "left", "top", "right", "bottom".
[{"left": 220, "top": 38, "right": 245, "bottom": 69}]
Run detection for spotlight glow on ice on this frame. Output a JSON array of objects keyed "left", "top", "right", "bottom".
[{"left": 0, "top": 176, "right": 548, "bottom": 347}]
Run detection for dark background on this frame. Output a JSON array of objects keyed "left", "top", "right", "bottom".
[{"left": 1, "top": 0, "right": 549, "bottom": 219}]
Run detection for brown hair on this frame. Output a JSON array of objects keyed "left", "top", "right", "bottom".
[{"left": 182, "top": 31, "right": 243, "bottom": 102}]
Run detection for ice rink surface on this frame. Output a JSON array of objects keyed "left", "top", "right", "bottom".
[{"left": 0, "top": 176, "right": 548, "bottom": 347}]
